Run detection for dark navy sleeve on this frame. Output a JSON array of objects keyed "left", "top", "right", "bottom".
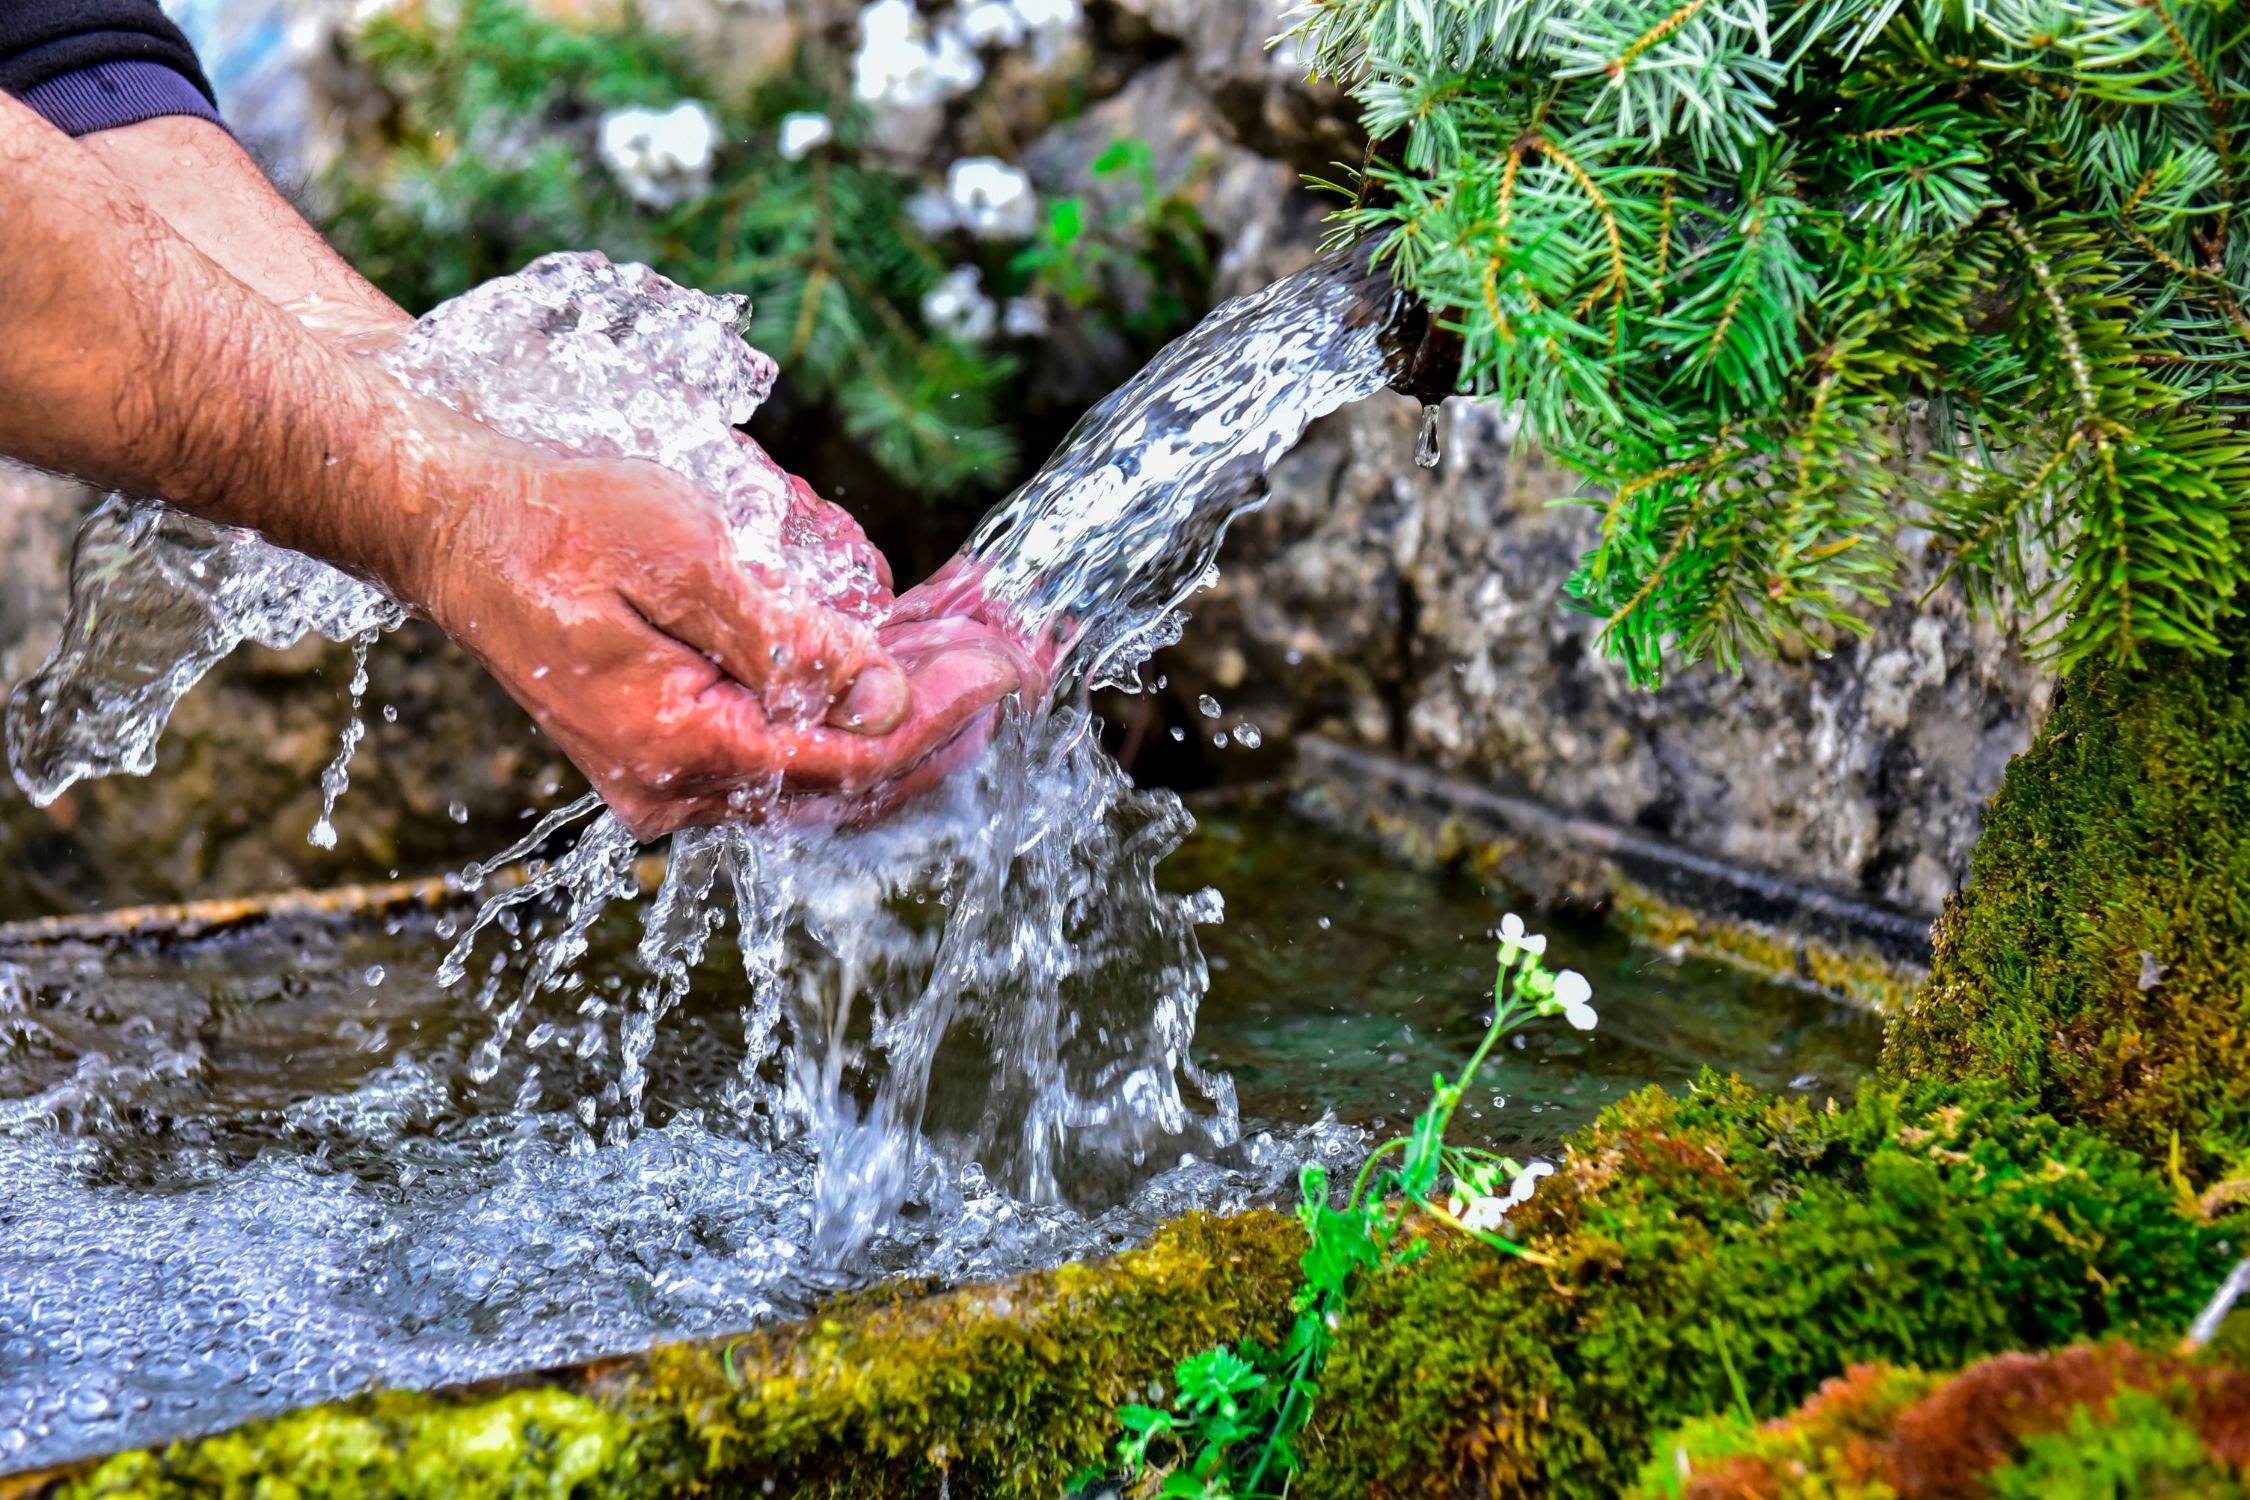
[{"left": 0, "top": 2, "right": 224, "bottom": 137}]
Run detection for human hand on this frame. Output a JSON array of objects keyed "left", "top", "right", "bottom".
[
  {"left": 766, "top": 557, "right": 1065, "bottom": 824},
  {"left": 889, "top": 555, "right": 1061, "bottom": 703},
  {"left": 387, "top": 425, "right": 1019, "bottom": 839}
]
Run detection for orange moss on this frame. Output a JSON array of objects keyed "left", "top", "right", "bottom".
[{"left": 1641, "top": 1341, "right": 2250, "bottom": 1498}]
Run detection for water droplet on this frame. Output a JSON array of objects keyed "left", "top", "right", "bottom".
[
  {"left": 1234, "top": 724, "right": 1262, "bottom": 750},
  {"left": 1168, "top": 726, "right": 1186, "bottom": 741},
  {"left": 63, "top": 1389, "right": 113, "bottom": 1423},
  {"left": 381, "top": 704, "right": 399, "bottom": 724},
  {"left": 363, "top": 966, "right": 386, "bottom": 988},
  {"left": 1196, "top": 694, "right": 1221, "bottom": 718},
  {"left": 1415, "top": 403, "right": 1442, "bottom": 469},
  {"left": 447, "top": 801, "right": 470, "bottom": 825}
]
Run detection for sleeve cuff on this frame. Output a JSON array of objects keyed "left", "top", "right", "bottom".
[{"left": 17, "top": 58, "right": 226, "bottom": 138}]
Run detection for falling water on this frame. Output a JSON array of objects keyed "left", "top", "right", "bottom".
[
  {"left": 8, "top": 248, "right": 1403, "bottom": 1238},
  {"left": 0, "top": 249, "right": 1406, "bottom": 1464}
]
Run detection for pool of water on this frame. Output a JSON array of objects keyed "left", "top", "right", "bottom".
[
  {"left": 0, "top": 802, "right": 1879, "bottom": 1473},
  {"left": 1180, "top": 805, "right": 1882, "bottom": 1146}
]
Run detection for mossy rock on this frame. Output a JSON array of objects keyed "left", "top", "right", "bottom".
[
  {"left": 1883, "top": 631, "right": 2250, "bottom": 1172},
  {"left": 1292, "top": 1079, "right": 2224, "bottom": 1499},
  {"left": 38, "top": 1081, "right": 2224, "bottom": 1500},
  {"left": 1630, "top": 1340, "right": 2250, "bottom": 1498},
  {"left": 45, "top": 1211, "right": 1304, "bottom": 1500}
]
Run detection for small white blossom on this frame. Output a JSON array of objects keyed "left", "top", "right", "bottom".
[
  {"left": 597, "top": 100, "right": 719, "bottom": 209},
  {"left": 1002, "top": 295, "right": 1049, "bottom": 337},
  {"left": 1553, "top": 968, "right": 1598, "bottom": 1031},
  {"left": 922, "top": 264, "right": 998, "bottom": 342},
  {"left": 1503, "top": 1160, "right": 1554, "bottom": 1208},
  {"left": 1500, "top": 913, "right": 1525, "bottom": 943},
  {"left": 853, "top": 0, "right": 981, "bottom": 109},
  {"left": 946, "top": 156, "right": 1038, "bottom": 239},
  {"left": 1459, "top": 1196, "right": 1508, "bottom": 1232},
  {"left": 1011, "top": 0, "right": 1080, "bottom": 29},
  {"left": 777, "top": 111, "right": 833, "bottom": 161},
  {"left": 1522, "top": 932, "right": 1547, "bottom": 957},
  {"left": 929, "top": 24, "right": 985, "bottom": 92},
  {"left": 959, "top": 0, "right": 1026, "bottom": 48},
  {"left": 1010, "top": 0, "right": 1081, "bottom": 62}
]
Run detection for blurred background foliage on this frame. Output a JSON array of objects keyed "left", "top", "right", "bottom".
[{"left": 319, "top": 0, "right": 1215, "bottom": 569}]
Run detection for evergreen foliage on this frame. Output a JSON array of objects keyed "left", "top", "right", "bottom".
[{"left": 1291, "top": 0, "right": 2250, "bottom": 682}]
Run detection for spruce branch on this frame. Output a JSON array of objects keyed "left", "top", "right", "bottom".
[{"left": 1311, "top": 0, "right": 2250, "bottom": 681}]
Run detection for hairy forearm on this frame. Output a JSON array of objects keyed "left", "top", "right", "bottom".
[
  {"left": 77, "top": 115, "right": 409, "bottom": 341},
  {"left": 0, "top": 92, "right": 448, "bottom": 598}
]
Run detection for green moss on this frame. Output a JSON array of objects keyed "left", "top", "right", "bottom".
[
  {"left": 635, "top": 1209, "right": 1302, "bottom": 1495},
  {"left": 1631, "top": 1363, "right": 1935, "bottom": 1500},
  {"left": 1292, "top": 1079, "right": 2224, "bottom": 1499},
  {"left": 1988, "top": 1390, "right": 2244, "bottom": 1500},
  {"left": 1882, "top": 633, "right": 2250, "bottom": 1170},
  {"left": 35, "top": 1088, "right": 2221, "bottom": 1500},
  {"left": 45, "top": 1211, "right": 1302, "bottom": 1500},
  {"left": 59, "top": 1389, "right": 682, "bottom": 1500},
  {"left": 1628, "top": 1342, "right": 2250, "bottom": 1497}
]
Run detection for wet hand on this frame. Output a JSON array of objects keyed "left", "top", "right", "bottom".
[{"left": 393, "top": 436, "right": 1019, "bottom": 839}]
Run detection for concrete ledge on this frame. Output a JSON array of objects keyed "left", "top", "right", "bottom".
[{"left": 1288, "top": 735, "right": 1933, "bottom": 1008}]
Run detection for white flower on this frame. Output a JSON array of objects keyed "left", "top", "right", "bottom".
[
  {"left": 929, "top": 25, "right": 985, "bottom": 92},
  {"left": 1010, "top": 0, "right": 1081, "bottom": 62},
  {"left": 1503, "top": 1160, "right": 1554, "bottom": 1208},
  {"left": 1553, "top": 968, "right": 1598, "bottom": 1030},
  {"left": 1011, "top": 0, "right": 1080, "bottom": 29},
  {"left": 777, "top": 111, "right": 833, "bottom": 161},
  {"left": 851, "top": 0, "right": 983, "bottom": 109},
  {"left": 1002, "top": 295, "right": 1049, "bottom": 337},
  {"left": 922, "top": 264, "right": 998, "bottom": 342},
  {"left": 945, "top": 156, "right": 1038, "bottom": 238},
  {"left": 597, "top": 101, "right": 719, "bottom": 209},
  {"left": 1499, "top": 912, "right": 1525, "bottom": 943},
  {"left": 1522, "top": 932, "right": 1547, "bottom": 957},
  {"left": 959, "top": 0, "right": 1026, "bottom": 48},
  {"left": 1459, "top": 1196, "right": 1508, "bottom": 1232},
  {"left": 858, "top": 0, "right": 921, "bottom": 49}
]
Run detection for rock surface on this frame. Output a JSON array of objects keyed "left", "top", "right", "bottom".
[{"left": 1158, "top": 395, "right": 2050, "bottom": 917}]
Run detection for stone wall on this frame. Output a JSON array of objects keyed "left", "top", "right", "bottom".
[{"left": 1158, "top": 397, "right": 2051, "bottom": 918}]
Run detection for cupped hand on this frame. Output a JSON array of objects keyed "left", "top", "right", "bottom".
[{"left": 394, "top": 431, "right": 1020, "bottom": 839}]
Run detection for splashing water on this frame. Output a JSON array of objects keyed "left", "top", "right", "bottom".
[{"left": 0, "top": 250, "right": 1403, "bottom": 1462}]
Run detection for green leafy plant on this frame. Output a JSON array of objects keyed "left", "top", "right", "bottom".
[
  {"left": 1288, "top": 0, "right": 2250, "bottom": 684},
  {"left": 1014, "top": 137, "right": 1215, "bottom": 343},
  {"left": 1093, "top": 914, "right": 1594, "bottom": 1498}
]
